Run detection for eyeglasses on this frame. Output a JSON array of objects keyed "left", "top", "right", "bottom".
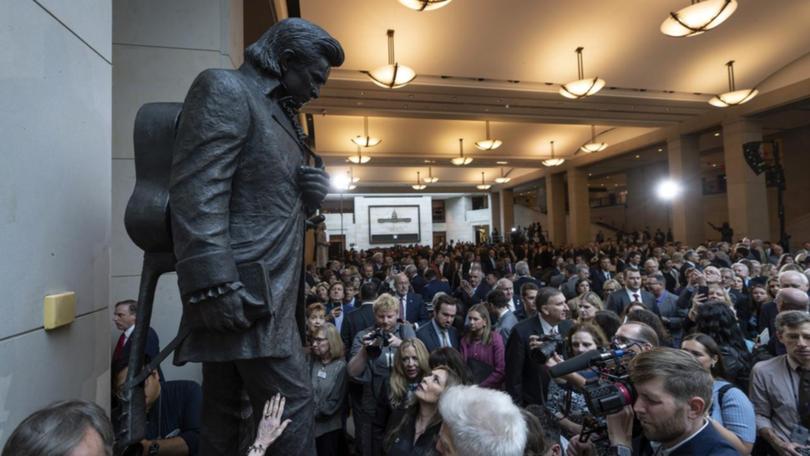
[{"left": 612, "top": 335, "right": 646, "bottom": 347}]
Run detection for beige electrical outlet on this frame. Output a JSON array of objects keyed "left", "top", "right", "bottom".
[{"left": 43, "top": 292, "right": 76, "bottom": 330}]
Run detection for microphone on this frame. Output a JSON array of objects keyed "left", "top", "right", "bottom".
[{"left": 549, "top": 347, "right": 628, "bottom": 378}]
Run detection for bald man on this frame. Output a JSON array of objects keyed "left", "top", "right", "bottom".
[{"left": 758, "top": 286, "right": 810, "bottom": 358}]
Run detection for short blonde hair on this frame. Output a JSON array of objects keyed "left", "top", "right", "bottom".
[
  {"left": 313, "top": 322, "right": 344, "bottom": 361},
  {"left": 373, "top": 293, "right": 400, "bottom": 315}
]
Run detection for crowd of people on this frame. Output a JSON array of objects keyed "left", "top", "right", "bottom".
[{"left": 5, "top": 235, "right": 810, "bottom": 456}]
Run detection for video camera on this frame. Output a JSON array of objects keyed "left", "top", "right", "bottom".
[
  {"left": 363, "top": 327, "right": 391, "bottom": 359},
  {"left": 530, "top": 333, "right": 564, "bottom": 364},
  {"left": 549, "top": 345, "right": 636, "bottom": 417}
]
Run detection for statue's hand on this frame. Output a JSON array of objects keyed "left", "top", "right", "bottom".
[
  {"left": 298, "top": 166, "right": 330, "bottom": 208},
  {"left": 188, "top": 286, "right": 253, "bottom": 332}
]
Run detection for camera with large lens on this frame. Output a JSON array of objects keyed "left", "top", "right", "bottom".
[
  {"left": 530, "top": 333, "right": 564, "bottom": 364},
  {"left": 582, "top": 377, "right": 636, "bottom": 417},
  {"left": 363, "top": 327, "right": 391, "bottom": 359}
]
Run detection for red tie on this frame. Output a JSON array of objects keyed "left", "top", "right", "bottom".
[{"left": 113, "top": 333, "right": 126, "bottom": 360}]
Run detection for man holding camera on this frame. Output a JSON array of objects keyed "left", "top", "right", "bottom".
[
  {"left": 347, "top": 294, "right": 416, "bottom": 456},
  {"left": 505, "top": 287, "right": 572, "bottom": 407},
  {"left": 567, "top": 348, "right": 738, "bottom": 456}
]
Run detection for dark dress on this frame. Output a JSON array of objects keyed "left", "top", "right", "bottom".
[{"left": 384, "top": 408, "right": 441, "bottom": 456}]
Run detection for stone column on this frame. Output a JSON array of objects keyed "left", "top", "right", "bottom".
[
  {"left": 499, "top": 189, "right": 515, "bottom": 234},
  {"left": 568, "top": 167, "right": 592, "bottom": 245},
  {"left": 667, "top": 134, "right": 704, "bottom": 245},
  {"left": 489, "top": 192, "right": 501, "bottom": 236},
  {"left": 722, "top": 118, "right": 770, "bottom": 240},
  {"left": 546, "top": 173, "right": 567, "bottom": 245}
]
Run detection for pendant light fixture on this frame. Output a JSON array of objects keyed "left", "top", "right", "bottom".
[
  {"left": 560, "top": 47, "right": 605, "bottom": 99},
  {"left": 351, "top": 116, "right": 382, "bottom": 148},
  {"left": 708, "top": 61, "right": 758, "bottom": 107},
  {"left": 367, "top": 29, "right": 416, "bottom": 89},
  {"left": 661, "top": 0, "right": 738, "bottom": 38},
  {"left": 476, "top": 172, "right": 492, "bottom": 190},
  {"left": 474, "top": 120, "right": 502, "bottom": 151},
  {"left": 349, "top": 167, "right": 359, "bottom": 183},
  {"left": 494, "top": 167, "right": 511, "bottom": 184},
  {"left": 542, "top": 141, "right": 565, "bottom": 167},
  {"left": 398, "top": 0, "right": 453, "bottom": 11},
  {"left": 580, "top": 125, "right": 608, "bottom": 153},
  {"left": 346, "top": 170, "right": 357, "bottom": 191},
  {"left": 423, "top": 166, "right": 439, "bottom": 183},
  {"left": 451, "top": 138, "right": 473, "bottom": 166},
  {"left": 412, "top": 171, "right": 427, "bottom": 190},
  {"left": 348, "top": 145, "right": 371, "bottom": 164}
]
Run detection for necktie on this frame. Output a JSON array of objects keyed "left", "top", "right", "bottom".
[
  {"left": 799, "top": 367, "right": 810, "bottom": 428},
  {"left": 633, "top": 293, "right": 640, "bottom": 303},
  {"left": 440, "top": 329, "right": 449, "bottom": 347},
  {"left": 605, "top": 271, "right": 610, "bottom": 280},
  {"left": 113, "top": 333, "right": 126, "bottom": 360},
  {"left": 400, "top": 296, "right": 407, "bottom": 321}
]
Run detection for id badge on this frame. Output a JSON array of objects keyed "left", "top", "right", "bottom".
[{"left": 318, "top": 369, "right": 327, "bottom": 379}]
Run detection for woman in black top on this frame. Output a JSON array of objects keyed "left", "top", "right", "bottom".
[{"left": 383, "top": 366, "right": 462, "bottom": 456}]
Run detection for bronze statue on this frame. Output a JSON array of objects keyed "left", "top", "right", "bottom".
[{"left": 118, "top": 18, "right": 344, "bottom": 456}]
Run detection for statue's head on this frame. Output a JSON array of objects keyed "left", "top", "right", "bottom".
[{"left": 245, "top": 18, "right": 344, "bottom": 106}]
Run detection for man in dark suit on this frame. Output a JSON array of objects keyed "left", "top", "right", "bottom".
[
  {"left": 394, "top": 272, "right": 430, "bottom": 327},
  {"left": 513, "top": 260, "right": 539, "bottom": 296},
  {"left": 505, "top": 287, "right": 572, "bottom": 407},
  {"left": 341, "top": 283, "right": 377, "bottom": 358},
  {"left": 416, "top": 297, "right": 459, "bottom": 353},
  {"left": 590, "top": 349, "right": 738, "bottom": 456},
  {"left": 646, "top": 274, "right": 685, "bottom": 347},
  {"left": 605, "top": 268, "right": 660, "bottom": 316},
  {"left": 454, "top": 267, "right": 490, "bottom": 311},
  {"left": 422, "top": 268, "right": 451, "bottom": 303},
  {"left": 112, "top": 299, "right": 160, "bottom": 367},
  {"left": 167, "top": 18, "right": 344, "bottom": 455},
  {"left": 589, "top": 255, "right": 613, "bottom": 296},
  {"left": 405, "top": 265, "right": 427, "bottom": 296},
  {"left": 434, "top": 252, "right": 454, "bottom": 283}
]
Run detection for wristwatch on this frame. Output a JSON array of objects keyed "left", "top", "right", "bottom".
[
  {"left": 607, "top": 444, "right": 632, "bottom": 456},
  {"left": 147, "top": 441, "right": 160, "bottom": 456}
]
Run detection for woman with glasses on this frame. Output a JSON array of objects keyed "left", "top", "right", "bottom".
[
  {"left": 681, "top": 333, "right": 756, "bottom": 455},
  {"left": 309, "top": 323, "right": 348, "bottom": 456}
]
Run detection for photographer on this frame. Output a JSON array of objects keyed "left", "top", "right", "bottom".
[
  {"left": 347, "top": 294, "right": 416, "bottom": 456},
  {"left": 567, "top": 348, "right": 738, "bottom": 456}
]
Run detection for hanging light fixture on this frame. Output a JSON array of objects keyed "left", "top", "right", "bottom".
[
  {"left": 349, "top": 167, "right": 359, "bottom": 183},
  {"left": 345, "top": 170, "right": 357, "bottom": 191},
  {"left": 661, "top": 0, "right": 738, "bottom": 38},
  {"left": 398, "top": 0, "right": 453, "bottom": 11},
  {"left": 494, "top": 167, "right": 511, "bottom": 184},
  {"left": 476, "top": 172, "right": 491, "bottom": 190},
  {"left": 542, "top": 141, "right": 565, "bottom": 167},
  {"left": 423, "top": 166, "right": 439, "bottom": 183},
  {"left": 347, "top": 145, "right": 372, "bottom": 164},
  {"left": 351, "top": 116, "right": 382, "bottom": 148},
  {"left": 580, "top": 125, "right": 608, "bottom": 153},
  {"left": 367, "top": 30, "right": 416, "bottom": 89},
  {"left": 451, "top": 138, "right": 473, "bottom": 166},
  {"left": 560, "top": 47, "right": 605, "bottom": 99},
  {"left": 412, "top": 171, "right": 427, "bottom": 190},
  {"left": 708, "top": 60, "right": 758, "bottom": 107},
  {"left": 474, "top": 120, "right": 502, "bottom": 151}
]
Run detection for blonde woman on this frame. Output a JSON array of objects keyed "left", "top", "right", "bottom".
[
  {"left": 576, "top": 291, "right": 604, "bottom": 324},
  {"left": 309, "top": 323, "right": 348, "bottom": 455}
]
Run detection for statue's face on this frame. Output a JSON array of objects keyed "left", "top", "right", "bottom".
[{"left": 281, "top": 54, "right": 331, "bottom": 106}]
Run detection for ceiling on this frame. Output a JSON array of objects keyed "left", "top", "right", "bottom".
[{"left": 297, "top": 0, "right": 810, "bottom": 193}]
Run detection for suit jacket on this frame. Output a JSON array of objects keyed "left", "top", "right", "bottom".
[
  {"left": 504, "top": 316, "right": 573, "bottom": 406},
  {"left": 589, "top": 268, "right": 612, "bottom": 295},
  {"left": 421, "top": 279, "right": 451, "bottom": 303},
  {"left": 665, "top": 420, "right": 739, "bottom": 456},
  {"left": 513, "top": 276, "right": 539, "bottom": 296},
  {"left": 494, "top": 310, "right": 519, "bottom": 341},
  {"left": 410, "top": 274, "right": 427, "bottom": 296},
  {"left": 341, "top": 303, "right": 375, "bottom": 360},
  {"left": 327, "top": 302, "right": 355, "bottom": 333},
  {"left": 169, "top": 62, "right": 309, "bottom": 363},
  {"left": 455, "top": 283, "right": 491, "bottom": 310},
  {"left": 116, "top": 326, "right": 161, "bottom": 366},
  {"left": 605, "top": 289, "right": 660, "bottom": 316},
  {"left": 416, "top": 322, "right": 460, "bottom": 353},
  {"left": 396, "top": 292, "right": 430, "bottom": 327}
]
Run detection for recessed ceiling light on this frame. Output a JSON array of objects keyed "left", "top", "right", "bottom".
[
  {"left": 496, "top": 161, "right": 508, "bottom": 165},
  {"left": 588, "top": 173, "right": 592, "bottom": 177},
  {"left": 714, "top": 132, "right": 720, "bottom": 137},
  {"left": 635, "top": 154, "right": 640, "bottom": 159},
  {"left": 712, "top": 163, "right": 717, "bottom": 167},
  {"left": 658, "top": 148, "right": 663, "bottom": 152}
]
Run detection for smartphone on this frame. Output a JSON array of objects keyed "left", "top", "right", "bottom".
[{"left": 697, "top": 286, "right": 709, "bottom": 297}]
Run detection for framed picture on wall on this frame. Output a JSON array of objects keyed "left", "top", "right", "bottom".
[{"left": 368, "top": 205, "right": 421, "bottom": 244}]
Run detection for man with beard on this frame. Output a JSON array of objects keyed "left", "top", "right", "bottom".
[{"left": 568, "top": 348, "right": 737, "bottom": 455}]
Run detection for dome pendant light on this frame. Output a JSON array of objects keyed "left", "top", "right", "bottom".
[
  {"left": 476, "top": 171, "right": 491, "bottom": 190},
  {"left": 348, "top": 145, "right": 372, "bottom": 164},
  {"left": 367, "top": 30, "right": 416, "bottom": 89},
  {"left": 661, "top": 0, "right": 738, "bottom": 38},
  {"left": 580, "top": 125, "right": 608, "bottom": 153},
  {"left": 451, "top": 138, "right": 473, "bottom": 166},
  {"left": 351, "top": 116, "right": 382, "bottom": 148},
  {"left": 398, "top": 0, "right": 453, "bottom": 12},
  {"left": 494, "top": 167, "right": 511, "bottom": 184},
  {"left": 708, "top": 60, "right": 758, "bottom": 107},
  {"left": 423, "top": 166, "right": 439, "bottom": 183},
  {"left": 560, "top": 47, "right": 605, "bottom": 99},
  {"left": 542, "top": 141, "right": 565, "bottom": 167},
  {"left": 474, "top": 120, "right": 503, "bottom": 151},
  {"left": 412, "top": 171, "right": 427, "bottom": 190}
]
